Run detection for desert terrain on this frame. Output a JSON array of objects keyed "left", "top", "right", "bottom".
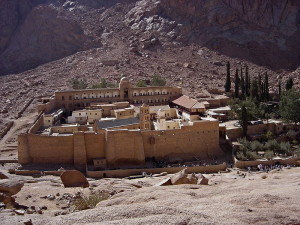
[{"left": 0, "top": 165, "right": 299, "bottom": 225}]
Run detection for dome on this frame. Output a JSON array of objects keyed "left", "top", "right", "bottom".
[{"left": 120, "top": 77, "right": 129, "bottom": 83}]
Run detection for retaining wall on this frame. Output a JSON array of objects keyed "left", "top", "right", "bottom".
[{"left": 87, "top": 163, "right": 227, "bottom": 178}]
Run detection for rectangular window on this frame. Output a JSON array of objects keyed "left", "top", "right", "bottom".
[
  {"left": 62, "top": 96, "right": 65, "bottom": 100},
  {"left": 69, "top": 96, "right": 72, "bottom": 100}
]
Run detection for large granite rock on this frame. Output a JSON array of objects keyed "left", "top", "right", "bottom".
[
  {"left": 0, "top": 172, "right": 8, "bottom": 179},
  {"left": 60, "top": 170, "right": 89, "bottom": 188},
  {"left": 170, "top": 169, "right": 198, "bottom": 185},
  {"left": 0, "top": 1, "right": 100, "bottom": 75},
  {"left": 126, "top": 0, "right": 300, "bottom": 70},
  {"left": 0, "top": 179, "right": 24, "bottom": 195}
]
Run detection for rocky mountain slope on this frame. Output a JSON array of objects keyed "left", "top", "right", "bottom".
[
  {"left": 0, "top": 0, "right": 299, "bottom": 133},
  {"left": 126, "top": 0, "right": 300, "bottom": 70},
  {"left": 1, "top": 0, "right": 300, "bottom": 75}
]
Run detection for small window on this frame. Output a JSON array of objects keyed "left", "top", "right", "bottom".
[
  {"left": 79, "top": 113, "right": 81, "bottom": 116},
  {"left": 69, "top": 96, "right": 72, "bottom": 100},
  {"left": 62, "top": 96, "right": 65, "bottom": 100}
]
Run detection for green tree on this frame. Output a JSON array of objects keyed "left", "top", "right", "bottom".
[
  {"left": 151, "top": 74, "right": 166, "bottom": 86},
  {"left": 230, "top": 99, "right": 261, "bottom": 121},
  {"left": 92, "top": 78, "right": 108, "bottom": 88},
  {"left": 71, "top": 79, "right": 88, "bottom": 89},
  {"left": 285, "top": 77, "right": 294, "bottom": 90},
  {"left": 240, "top": 68, "right": 245, "bottom": 98},
  {"left": 241, "top": 106, "right": 248, "bottom": 137},
  {"left": 245, "top": 65, "right": 250, "bottom": 96},
  {"left": 258, "top": 73, "right": 262, "bottom": 101},
  {"left": 136, "top": 80, "right": 147, "bottom": 87},
  {"left": 264, "top": 72, "right": 269, "bottom": 101},
  {"left": 279, "top": 90, "right": 300, "bottom": 124},
  {"left": 250, "top": 78, "right": 259, "bottom": 100},
  {"left": 234, "top": 68, "right": 239, "bottom": 98},
  {"left": 245, "top": 66, "right": 249, "bottom": 97},
  {"left": 224, "top": 62, "right": 231, "bottom": 92},
  {"left": 278, "top": 80, "right": 282, "bottom": 100},
  {"left": 92, "top": 78, "right": 117, "bottom": 88}
]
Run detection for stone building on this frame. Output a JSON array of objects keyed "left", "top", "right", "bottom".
[
  {"left": 18, "top": 79, "right": 225, "bottom": 175},
  {"left": 39, "top": 77, "right": 182, "bottom": 114}
]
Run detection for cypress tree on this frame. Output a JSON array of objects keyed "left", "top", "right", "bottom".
[
  {"left": 241, "top": 106, "right": 248, "bottom": 137},
  {"left": 261, "top": 81, "right": 265, "bottom": 101},
  {"left": 240, "top": 68, "right": 245, "bottom": 97},
  {"left": 264, "top": 72, "right": 269, "bottom": 101},
  {"left": 250, "top": 78, "right": 259, "bottom": 100},
  {"left": 285, "top": 77, "right": 293, "bottom": 90},
  {"left": 258, "top": 73, "right": 262, "bottom": 100},
  {"left": 245, "top": 65, "right": 251, "bottom": 96},
  {"left": 225, "top": 62, "right": 231, "bottom": 92},
  {"left": 234, "top": 68, "right": 240, "bottom": 98},
  {"left": 245, "top": 66, "right": 249, "bottom": 97},
  {"left": 278, "top": 80, "right": 281, "bottom": 100}
]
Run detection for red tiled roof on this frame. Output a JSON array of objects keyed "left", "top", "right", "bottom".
[{"left": 172, "top": 95, "right": 205, "bottom": 109}]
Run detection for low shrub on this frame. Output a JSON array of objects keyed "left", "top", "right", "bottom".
[{"left": 73, "top": 191, "right": 110, "bottom": 211}]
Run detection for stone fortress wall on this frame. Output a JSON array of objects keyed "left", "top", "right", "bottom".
[
  {"left": 18, "top": 78, "right": 226, "bottom": 174},
  {"left": 18, "top": 120, "right": 222, "bottom": 169}
]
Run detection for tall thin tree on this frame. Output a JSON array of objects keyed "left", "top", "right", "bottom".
[
  {"left": 241, "top": 106, "right": 248, "bottom": 137},
  {"left": 278, "top": 80, "right": 282, "bottom": 100},
  {"left": 225, "top": 62, "right": 231, "bottom": 93},
  {"left": 234, "top": 68, "right": 240, "bottom": 98},
  {"left": 264, "top": 72, "right": 269, "bottom": 101},
  {"left": 258, "top": 73, "right": 262, "bottom": 100},
  {"left": 240, "top": 67, "right": 245, "bottom": 98}
]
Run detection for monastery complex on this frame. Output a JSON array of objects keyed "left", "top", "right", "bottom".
[{"left": 18, "top": 78, "right": 233, "bottom": 177}]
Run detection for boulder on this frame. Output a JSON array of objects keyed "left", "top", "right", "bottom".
[
  {"left": 0, "top": 172, "right": 8, "bottom": 179},
  {"left": 197, "top": 174, "right": 209, "bottom": 185},
  {"left": 170, "top": 169, "right": 198, "bottom": 185},
  {"left": 152, "top": 172, "right": 168, "bottom": 177},
  {"left": 60, "top": 170, "right": 89, "bottom": 188},
  {"left": 0, "top": 192, "right": 15, "bottom": 204},
  {"left": 0, "top": 179, "right": 24, "bottom": 195},
  {"left": 154, "top": 177, "right": 172, "bottom": 186},
  {"left": 129, "top": 46, "right": 139, "bottom": 53},
  {"left": 183, "top": 63, "right": 191, "bottom": 68}
]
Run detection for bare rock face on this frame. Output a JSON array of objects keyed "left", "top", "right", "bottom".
[
  {"left": 0, "top": 172, "right": 8, "bottom": 179},
  {"left": 126, "top": 0, "right": 300, "bottom": 70},
  {"left": 197, "top": 174, "right": 209, "bottom": 185},
  {"left": 170, "top": 169, "right": 198, "bottom": 185},
  {"left": 0, "top": 2, "right": 101, "bottom": 75},
  {"left": 0, "top": 192, "right": 15, "bottom": 204},
  {"left": 0, "top": 179, "right": 24, "bottom": 195},
  {"left": 60, "top": 170, "right": 89, "bottom": 188}
]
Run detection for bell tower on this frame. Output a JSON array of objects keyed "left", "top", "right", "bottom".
[
  {"left": 119, "top": 77, "right": 132, "bottom": 101},
  {"left": 139, "top": 104, "right": 151, "bottom": 130}
]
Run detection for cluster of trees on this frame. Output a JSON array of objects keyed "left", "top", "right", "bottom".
[
  {"left": 225, "top": 62, "right": 270, "bottom": 101},
  {"left": 226, "top": 62, "right": 299, "bottom": 136},
  {"left": 91, "top": 78, "right": 117, "bottom": 89},
  {"left": 136, "top": 74, "right": 166, "bottom": 87},
  {"left": 236, "top": 131, "right": 300, "bottom": 161},
  {"left": 71, "top": 78, "right": 117, "bottom": 89},
  {"left": 71, "top": 79, "right": 88, "bottom": 89},
  {"left": 225, "top": 62, "right": 295, "bottom": 101},
  {"left": 71, "top": 74, "right": 167, "bottom": 90}
]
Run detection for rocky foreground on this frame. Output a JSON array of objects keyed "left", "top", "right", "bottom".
[{"left": 0, "top": 167, "right": 299, "bottom": 225}]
